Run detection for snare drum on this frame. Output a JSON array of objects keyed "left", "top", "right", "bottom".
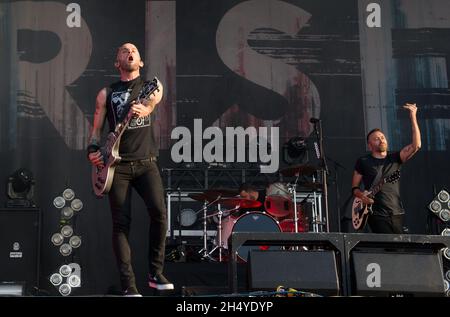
[{"left": 264, "top": 182, "right": 293, "bottom": 218}]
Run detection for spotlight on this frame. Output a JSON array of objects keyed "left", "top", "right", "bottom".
[
  {"left": 68, "top": 275, "right": 81, "bottom": 288},
  {"left": 61, "top": 225, "right": 73, "bottom": 238},
  {"left": 71, "top": 199, "right": 83, "bottom": 212},
  {"left": 59, "top": 283, "right": 71, "bottom": 296},
  {"left": 443, "top": 248, "right": 450, "bottom": 261},
  {"left": 446, "top": 270, "right": 450, "bottom": 282},
  {"left": 442, "top": 228, "right": 450, "bottom": 236},
  {"left": 439, "top": 210, "right": 450, "bottom": 222},
  {"left": 282, "top": 137, "right": 308, "bottom": 165},
  {"left": 61, "top": 207, "right": 74, "bottom": 219},
  {"left": 51, "top": 233, "right": 64, "bottom": 246},
  {"left": 69, "top": 235, "right": 82, "bottom": 248},
  {"left": 59, "top": 265, "right": 72, "bottom": 277},
  {"left": 62, "top": 188, "right": 75, "bottom": 201},
  {"left": 49, "top": 273, "right": 63, "bottom": 286},
  {"left": 6, "top": 168, "right": 35, "bottom": 208},
  {"left": 59, "top": 243, "right": 72, "bottom": 257},
  {"left": 179, "top": 208, "right": 197, "bottom": 227},
  {"left": 444, "top": 280, "right": 449, "bottom": 292},
  {"left": 53, "top": 196, "right": 65, "bottom": 209},
  {"left": 428, "top": 189, "right": 450, "bottom": 222}
]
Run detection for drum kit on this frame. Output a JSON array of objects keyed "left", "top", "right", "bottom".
[{"left": 187, "top": 164, "right": 324, "bottom": 262}]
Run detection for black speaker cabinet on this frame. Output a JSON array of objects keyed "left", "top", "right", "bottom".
[
  {"left": 345, "top": 233, "right": 450, "bottom": 297},
  {"left": 248, "top": 250, "right": 340, "bottom": 296},
  {"left": 0, "top": 208, "right": 40, "bottom": 295},
  {"left": 351, "top": 251, "right": 445, "bottom": 296}
]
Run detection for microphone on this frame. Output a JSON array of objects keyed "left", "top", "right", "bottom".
[{"left": 309, "top": 117, "right": 321, "bottom": 124}]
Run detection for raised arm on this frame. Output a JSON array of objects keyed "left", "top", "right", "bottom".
[{"left": 399, "top": 103, "right": 421, "bottom": 163}]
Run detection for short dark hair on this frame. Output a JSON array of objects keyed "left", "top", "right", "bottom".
[
  {"left": 366, "top": 128, "right": 382, "bottom": 143},
  {"left": 239, "top": 183, "right": 258, "bottom": 193}
]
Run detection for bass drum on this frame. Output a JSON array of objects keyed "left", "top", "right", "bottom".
[{"left": 221, "top": 212, "right": 281, "bottom": 262}]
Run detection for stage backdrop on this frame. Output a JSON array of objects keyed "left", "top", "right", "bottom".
[{"left": 0, "top": 0, "right": 449, "bottom": 295}]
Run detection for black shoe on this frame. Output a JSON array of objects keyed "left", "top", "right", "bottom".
[
  {"left": 148, "top": 273, "right": 174, "bottom": 290},
  {"left": 123, "top": 286, "right": 142, "bottom": 297}
]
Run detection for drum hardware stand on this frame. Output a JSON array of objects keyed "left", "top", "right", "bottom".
[
  {"left": 206, "top": 204, "right": 239, "bottom": 263},
  {"left": 311, "top": 118, "right": 329, "bottom": 232},
  {"left": 198, "top": 200, "right": 216, "bottom": 261},
  {"left": 197, "top": 195, "right": 223, "bottom": 262},
  {"left": 288, "top": 173, "right": 301, "bottom": 233}
]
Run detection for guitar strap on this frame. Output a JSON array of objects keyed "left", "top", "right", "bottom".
[{"left": 369, "top": 157, "right": 391, "bottom": 191}]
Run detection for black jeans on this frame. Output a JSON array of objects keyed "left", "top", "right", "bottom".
[
  {"left": 108, "top": 159, "right": 167, "bottom": 290},
  {"left": 368, "top": 214, "right": 404, "bottom": 234}
]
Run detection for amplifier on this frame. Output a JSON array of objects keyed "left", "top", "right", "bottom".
[{"left": 0, "top": 208, "right": 40, "bottom": 295}]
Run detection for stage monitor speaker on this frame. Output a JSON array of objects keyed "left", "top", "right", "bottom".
[
  {"left": 351, "top": 251, "right": 445, "bottom": 297},
  {"left": 0, "top": 208, "right": 40, "bottom": 295},
  {"left": 248, "top": 250, "right": 340, "bottom": 296}
]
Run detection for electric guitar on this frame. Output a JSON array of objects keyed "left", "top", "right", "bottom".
[
  {"left": 352, "top": 170, "right": 401, "bottom": 230},
  {"left": 92, "top": 77, "right": 160, "bottom": 197}
]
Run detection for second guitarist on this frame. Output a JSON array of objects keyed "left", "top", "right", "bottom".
[{"left": 351, "top": 103, "right": 421, "bottom": 233}]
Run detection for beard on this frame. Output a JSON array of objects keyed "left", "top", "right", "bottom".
[
  {"left": 379, "top": 144, "right": 388, "bottom": 152},
  {"left": 119, "top": 60, "right": 140, "bottom": 72}
]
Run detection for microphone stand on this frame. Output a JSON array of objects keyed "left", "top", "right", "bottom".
[
  {"left": 313, "top": 120, "right": 330, "bottom": 232},
  {"left": 326, "top": 155, "right": 346, "bottom": 233}
]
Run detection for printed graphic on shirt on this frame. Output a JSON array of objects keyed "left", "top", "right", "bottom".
[
  {"left": 129, "top": 115, "right": 151, "bottom": 129},
  {"left": 111, "top": 89, "right": 131, "bottom": 119}
]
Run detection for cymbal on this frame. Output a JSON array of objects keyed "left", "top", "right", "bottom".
[
  {"left": 188, "top": 193, "right": 209, "bottom": 202},
  {"left": 299, "top": 182, "right": 323, "bottom": 191},
  {"left": 217, "top": 197, "right": 262, "bottom": 209},
  {"left": 203, "top": 189, "right": 238, "bottom": 198},
  {"left": 188, "top": 189, "right": 238, "bottom": 202},
  {"left": 280, "top": 164, "right": 318, "bottom": 177}
]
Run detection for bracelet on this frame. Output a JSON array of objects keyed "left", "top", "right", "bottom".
[{"left": 351, "top": 186, "right": 360, "bottom": 194}]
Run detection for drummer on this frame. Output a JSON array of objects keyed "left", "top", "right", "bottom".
[{"left": 237, "top": 183, "right": 267, "bottom": 215}]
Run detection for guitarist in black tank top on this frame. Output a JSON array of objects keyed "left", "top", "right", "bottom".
[
  {"left": 351, "top": 103, "right": 421, "bottom": 233},
  {"left": 87, "top": 43, "right": 173, "bottom": 296}
]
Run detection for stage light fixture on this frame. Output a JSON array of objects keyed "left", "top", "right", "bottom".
[
  {"left": 282, "top": 137, "right": 308, "bottom": 165},
  {"left": 69, "top": 235, "right": 81, "bottom": 248},
  {"left": 445, "top": 270, "right": 450, "bottom": 282},
  {"left": 59, "top": 243, "right": 72, "bottom": 256},
  {"left": 444, "top": 280, "right": 449, "bottom": 292},
  {"left": 61, "top": 206, "right": 74, "bottom": 220},
  {"left": 71, "top": 199, "right": 83, "bottom": 212},
  {"left": 53, "top": 196, "right": 65, "bottom": 209},
  {"left": 428, "top": 189, "right": 450, "bottom": 222},
  {"left": 59, "top": 283, "right": 71, "bottom": 296},
  {"left": 49, "top": 273, "right": 63, "bottom": 286},
  {"left": 442, "top": 228, "right": 450, "bottom": 236},
  {"left": 68, "top": 275, "right": 81, "bottom": 288},
  {"left": 59, "top": 265, "right": 72, "bottom": 277},
  {"left": 51, "top": 233, "right": 64, "bottom": 246},
  {"left": 439, "top": 210, "right": 450, "bottom": 222},
  {"left": 6, "top": 168, "right": 36, "bottom": 208},
  {"left": 62, "top": 188, "right": 75, "bottom": 201},
  {"left": 443, "top": 248, "right": 450, "bottom": 261},
  {"left": 61, "top": 225, "right": 73, "bottom": 238}
]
